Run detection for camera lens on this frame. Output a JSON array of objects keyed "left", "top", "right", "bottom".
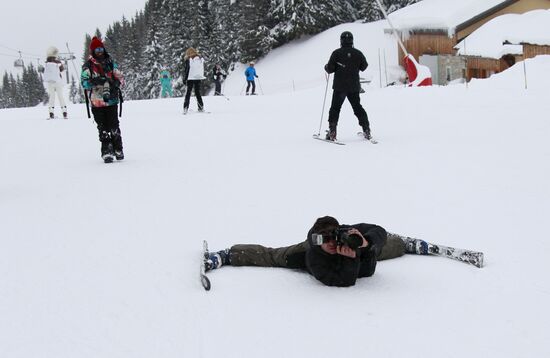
[{"left": 340, "top": 232, "right": 362, "bottom": 250}]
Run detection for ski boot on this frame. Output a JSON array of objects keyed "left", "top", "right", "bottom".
[
  {"left": 204, "top": 249, "right": 231, "bottom": 272},
  {"left": 198, "top": 107, "right": 204, "bottom": 113},
  {"left": 325, "top": 127, "right": 337, "bottom": 141},
  {"left": 115, "top": 150, "right": 124, "bottom": 161},
  {"left": 62, "top": 106, "right": 68, "bottom": 119},
  {"left": 111, "top": 129, "right": 124, "bottom": 160},
  {"left": 102, "top": 144, "right": 115, "bottom": 163},
  {"left": 183, "top": 107, "right": 189, "bottom": 115},
  {"left": 362, "top": 126, "right": 372, "bottom": 140},
  {"left": 48, "top": 112, "right": 54, "bottom": 120},
  {"left": 100, "top": 132, "right": 115, "bottom": 163},
  {"left": 402, "top": 237, "right": 429, "bottom": 255}
]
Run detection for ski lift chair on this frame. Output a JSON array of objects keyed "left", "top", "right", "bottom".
[{"left": 14, "top": 58, "right": 24, "bottom": 68}]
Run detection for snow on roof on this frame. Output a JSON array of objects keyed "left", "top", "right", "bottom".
[
  {"left": 455, "top": 10, "right": 550, "bottom": 58},
  {"left": 388, "top": 0, "right": 510, "bottom": 35},
  {"left": 505, "top": 9, "right": 550, "bottom": 46}
]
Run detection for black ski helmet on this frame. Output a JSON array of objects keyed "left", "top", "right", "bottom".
[{"left": 340, "top": 31, "right": 354, "bottom": 46}]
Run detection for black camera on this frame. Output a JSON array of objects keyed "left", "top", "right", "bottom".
[
  {"left": 102, "top": 82, "right": 111, "bottom": 102},
  {"left": 312, "top": 227, "right": 363, "bottom": 250}
]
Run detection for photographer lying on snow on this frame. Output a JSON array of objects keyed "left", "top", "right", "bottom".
[{"left": 204, "top": 216, "right": 430, "bottom": 287}]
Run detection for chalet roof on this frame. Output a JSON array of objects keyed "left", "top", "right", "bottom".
[
  {"left": 388, "top": 0, "right": 517, "bottom": 36},
  {"left": 455, "top": 9, "right": 550, "bottom": 58}
]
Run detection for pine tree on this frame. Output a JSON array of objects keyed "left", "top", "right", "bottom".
[
  {"left": 13, "top": 74, "right": 24, "bottom": 108},
  {"left": 3, "top": 72, "right": 13, "bottom": 108},
  {"left": 69, "top": 76, "right": 80, "bottom": 103},
  {"left": 141, "top": 0, "right": 166, "bottom": 99},
  {"left": 162, "top": 0, "right": 192, "bottom": 96},
  {"left": 83, "top": 34, "right": 92, "bottom": 63},
  {"left": 90, "top": 0, "right": 417, "bottom": 100}
]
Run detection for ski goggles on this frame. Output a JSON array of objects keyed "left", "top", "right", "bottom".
[{"left": 94, "top": 47, "right": 105, "bottom": 53}]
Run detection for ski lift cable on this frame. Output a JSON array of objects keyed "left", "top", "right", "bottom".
[
  {"left": 0, "top": 44, "right": 40, "bottom": 57},
  {"left": 0, "top": 52, "right": 39, "bottom": 60}
]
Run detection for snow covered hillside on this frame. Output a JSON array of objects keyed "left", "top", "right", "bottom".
[{"left": 1, "top": 22, "right": 550, "bottom": 358}]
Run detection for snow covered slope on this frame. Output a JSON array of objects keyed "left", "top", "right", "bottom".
[{"left": 1, "top": 21, "right": 550, "bottom": 358}]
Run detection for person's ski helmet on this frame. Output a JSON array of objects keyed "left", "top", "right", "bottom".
[{"left": 340, "top": 31, "right": 354, "bottom": 46}]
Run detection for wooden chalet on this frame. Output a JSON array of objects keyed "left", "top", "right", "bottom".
[{"left": 387, "top": 0, "right": 550, "bottom": 81}]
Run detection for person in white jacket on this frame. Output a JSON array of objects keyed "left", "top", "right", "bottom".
[
  {"left": 182, "top": 47, "right": 205, "bottom": 114},
  {"left": 43, "top": 46, "right": 67, "bottom": 119}
]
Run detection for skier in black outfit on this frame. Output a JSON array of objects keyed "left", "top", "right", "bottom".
[
  {"left": 324, "top": 31, "right": 371, "bottom": 141},
  {"left": 213, "top": 64, "right": 226, "bottom": 95},
  {"left": 203, "top": 216, "right": 429, "bottom": 287}
]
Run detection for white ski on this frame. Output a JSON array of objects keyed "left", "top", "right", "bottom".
[
  {"left": 312, "top": 134, "right": 345, "bottom": 145},
  {"left": 356, "top": 132, "right": 378, "bottom": 144},
  {"left": 428, "top": 243, "right": 484, "bottom": 268}
]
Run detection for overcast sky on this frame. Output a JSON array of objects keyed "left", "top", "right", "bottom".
[{"left": 0, "top": 0, "right": 147, "bottom": 77}]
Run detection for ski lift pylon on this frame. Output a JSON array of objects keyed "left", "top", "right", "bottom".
[{"left": 37, "top": 58, "right": 44, "bottom": 73}]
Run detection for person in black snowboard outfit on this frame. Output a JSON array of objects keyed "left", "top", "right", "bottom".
[
  {"left": 81, "top": 36, "right": 124, "bottom": 163},
  {"left": 204, "top": 216, "right": 428, "bottom": 287},
  {"left": 324, "top": 31, "right": 371, "bottom": 141}
]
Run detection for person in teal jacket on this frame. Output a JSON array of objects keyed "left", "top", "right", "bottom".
[
  {"left": 244, "top": 61, "right": 258, "bottom": 95},
  {"left": 160, "top": 70, "right": 173, "bottom": 98}
]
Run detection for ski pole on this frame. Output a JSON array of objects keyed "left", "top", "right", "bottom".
[
  {"left": 257, "top": 78, "right": 264, "bottom": 95},
  {"left": 317, "top": 73, "right": 331, "bottom": 136}
]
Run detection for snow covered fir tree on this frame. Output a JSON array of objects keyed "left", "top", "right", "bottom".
[
  {"left": 97, "top": 0, "right": 420, "bottom": 100},
  {"left": 0, "top": 64, "right": 47, "bottom": 109}
]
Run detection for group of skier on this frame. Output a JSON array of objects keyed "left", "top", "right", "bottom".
[
  {"left": 42, "top": 30, "right": 370, "bottom": 163},
  {"left": 41, "top": 31, "right": 481, "bottom": 287}
]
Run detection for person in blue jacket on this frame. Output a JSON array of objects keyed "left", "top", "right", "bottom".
[
  {"left": 160, "top": 70, "right": 173, "bottom": 98},
  {"left": 244, "top": 61, "right": 258, "bottom": 95}
]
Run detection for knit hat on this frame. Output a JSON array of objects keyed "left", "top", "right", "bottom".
[
  {"left": 311, "top": 216, "right": 339, "bottom": 235},
  {"left": 89, "top": 36, "right": 105, "bottom": 52},
  {"left": 46, "top": 46, "right": 59, "bottom": 58}
]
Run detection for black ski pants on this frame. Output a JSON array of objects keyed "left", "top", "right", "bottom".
[
  {"left": 92, "top": 105, "right": 123, "bottom": 154},
  {"left": 214, "top": 80, "right": 222, "bottom": 95},
  {"left": 328, "top": 90, "right": 369, "bottom": 131},
  {"left": 246, "top": 80, "right": 256, "bottom": 94},
  {"left": 184, "top": 80, "right": 204, "bottom": 109}
]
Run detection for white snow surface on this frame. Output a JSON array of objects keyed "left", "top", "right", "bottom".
[
  {"left": 2, "top": 21, "right": 550, "bottom": 358},
  {"left": 388, "top": 0, "right": 508, "bottom": 34},
  {"left": 455, "top": 10, "right": 550, "bottom": 58}
]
